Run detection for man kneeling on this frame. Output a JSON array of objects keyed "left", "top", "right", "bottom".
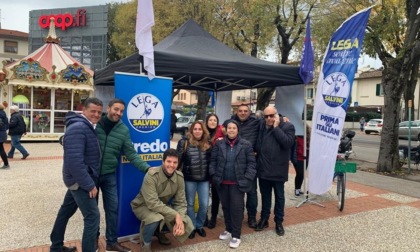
[{"left": 131, "top": 148, "right": 194, "bottom": 251}]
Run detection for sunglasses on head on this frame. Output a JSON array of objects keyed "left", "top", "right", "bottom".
[{"left": 264, "top": 114, "right": 276, "bottom": 119}]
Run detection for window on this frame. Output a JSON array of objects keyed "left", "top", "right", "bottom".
[
  {"left": 376, "top": 83, "right": 384, "bottom": 96},
  {"left": 306, "top": 88, "right": 314, "bottom": 98},
  {"left": 4, "top": 40, "right": 18, "bottom": 53},
  {"left": 236, "top": 96, "right": 241, "bottom": 101},
  {"left": 251, "top": 92, "right": 257, "bottom": 99}
]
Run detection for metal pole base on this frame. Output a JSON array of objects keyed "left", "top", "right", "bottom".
[{"left": 296, "top": 191, "right": 325, "bottom": 208}]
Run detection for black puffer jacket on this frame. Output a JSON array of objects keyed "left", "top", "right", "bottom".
[
  {"left": 209, "top": 136, "right": 256, "bottom": 193},
  {"left": 177, "top": 137, "right": 211, "bottom": 182},
  {"left": 232, "top": 114, "right": 263, "bottom": 151},
  {"left": 8, "top": 112, "right": 26, "bottom": 135}
]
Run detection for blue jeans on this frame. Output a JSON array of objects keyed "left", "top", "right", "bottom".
[
  {"left": 143, "top": 221, "right": 160, "bottom": 244},
  {"left": 97, "top": 173, "right": 119, "bottom": 246},
  {"left": 8, "top": 134, "right": 29, "bottom": 157},
  {"left": 259, "top": 178, "right": 285, "bottom": 224},
  {"left": 246, "top": 178, "right": 258, "bottom": 218},
  {"left": 184, "top": 181, "right": 209, "bottom": 229},
  {"left": 50, "top": 188, "right": 100, "bottom": 252}
]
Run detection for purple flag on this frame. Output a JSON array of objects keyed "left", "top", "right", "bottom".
[{"left": 299, "top": 18, "right": 314, "bottom": 84}]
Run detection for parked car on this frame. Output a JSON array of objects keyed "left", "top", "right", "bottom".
[
  {"left": 175, "top": 116, "right": 195, "bottom": 135},
  {"left": 398, "top": 120, "right": 420, "bottom": 140},
  {"left": 364, "top": 119, "right": 383, "bottom": 135}
]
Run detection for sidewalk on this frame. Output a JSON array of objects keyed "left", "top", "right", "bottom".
[{"left": 1, "top": 142, "right": 420, "bottom": 252}]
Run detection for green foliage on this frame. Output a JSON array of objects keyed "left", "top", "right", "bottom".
[{"left": 110, "top": 1, "right": 138, "bottom": 58}]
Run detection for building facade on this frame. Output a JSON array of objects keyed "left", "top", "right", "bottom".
[
  {"left": 29, "top": 5, "right": 108, "bottom": 71},
  {"left": 0, "top": 29, "right": 28, "bottom": 70}
]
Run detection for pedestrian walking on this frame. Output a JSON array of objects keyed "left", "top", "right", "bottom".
[
  {"left": 7, "top": 105, "right": 29, "bottom": 159},
  {"left": 0, "top": 104, "right": 9, "bottom": 169},
  {"left": 359, "top": 117, "right": 365, "bottom": 132}
]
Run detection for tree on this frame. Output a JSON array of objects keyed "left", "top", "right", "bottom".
[
  {"left": 106, "top": 2, "right": 124, "bottom": 64},
  {"left": 212, "top": 0, "right": 320, "bottom": 110},
  {"left": 309, "top": 0, "right": 420, "bottom": 172},
  {"left": 374, "top": 0, "right": 420, "bottom": 172}
]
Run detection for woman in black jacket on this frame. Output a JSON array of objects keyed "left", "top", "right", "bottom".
[
  {"left": 0, "top": 104, "right": 9, "bottom": 169},
  {"left": 209, "top": 120, "right": 256, "bottom": 249},
  {"left": 176, "top": 121, "right": 212, "bottom": 239}
]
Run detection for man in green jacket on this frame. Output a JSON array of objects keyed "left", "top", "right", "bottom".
[
  {"left": 96, "top": 98, "right": 150, "bottom": 252},
  {"left": 131, "top": 148, "right": 194, "bottom": 252}
]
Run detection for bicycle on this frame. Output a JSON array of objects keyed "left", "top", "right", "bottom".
[{"left": 334, "top": 154, "right": 357, "bottom": 211}]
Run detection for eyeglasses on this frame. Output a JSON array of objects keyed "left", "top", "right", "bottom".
[{"left": 264, "top": 114, "right": 276, "bottom": 119}]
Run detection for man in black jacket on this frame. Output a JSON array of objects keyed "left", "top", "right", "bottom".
[
  {"left": 7, "top": 105, "right": 29, "bottom": 159},
  {"left": 255, "top": 106, "right": 295, "bottom": 236},
  {"left": 232, "top": 104, "right": 262, "bottom": 228}
]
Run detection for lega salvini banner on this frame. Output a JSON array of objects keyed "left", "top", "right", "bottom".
[
  {"left": 115, "top": 72, "right": 173, "bottom": 239},
  {"left": 307, "top": 7, "right": 373, "bottom": 195}
]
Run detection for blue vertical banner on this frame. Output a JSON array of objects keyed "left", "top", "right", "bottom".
[
  {"left": 115, "top": 72, "right": 172, "bottom": 238},
  {"left": 308, "top": 7, "right": 373, "bottom": 195},
  {"left": 299, "top": 17, "right": 314, "bottom": 84}
]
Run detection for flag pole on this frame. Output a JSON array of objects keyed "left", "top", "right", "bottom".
[{"left": 296, "top": 85, "right": 325, "bottom": 208}]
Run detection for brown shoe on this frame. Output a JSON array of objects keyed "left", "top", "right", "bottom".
[
  {"left": 105, "top": 242, "right": 131, "bottom": 252},
  {"left": 155, "top": 232, "right": 171, "bottom": 245}
]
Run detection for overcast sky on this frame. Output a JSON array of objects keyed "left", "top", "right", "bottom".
[
  {"left": 0, "top": 0, "right": 381, "bottom": 68},
  {"left": 0, "top": 0, "right": 131, "bottom": 32}
]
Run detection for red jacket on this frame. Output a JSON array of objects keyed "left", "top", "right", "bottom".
[
  {"left": 296, "top": 136, "right": 309, "bottom": 161},
  {"left": 211, "top": 125, "right": 225, "bottom": 145}
]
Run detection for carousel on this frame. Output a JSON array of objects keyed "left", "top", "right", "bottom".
[{"left": 0, "top": 17, "right": 94, "bottom": 140}]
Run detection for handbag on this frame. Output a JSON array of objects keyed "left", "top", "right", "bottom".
[{"left": 178, "top": 139, "right": 188, "bottom": 171}]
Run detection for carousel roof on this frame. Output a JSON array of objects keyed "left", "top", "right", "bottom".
[
  {"left": 2, "top": 17, "right": 93, "bottom": 90},
  {"left": 6, "top": 43, "right": 93, "bottom": 76}
]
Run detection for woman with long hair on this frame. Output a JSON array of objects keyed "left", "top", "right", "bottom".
[
  {"left": 177, "top": 121, "right": 212, "bottom": 239},
  {"left": 205, "top": 113, "right": 224, "bottom": 229}
]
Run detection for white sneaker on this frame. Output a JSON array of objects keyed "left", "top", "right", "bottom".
[
  {"left": 295, "top": 189, "right": 304, "bottom": 196},
  {"left": 229, "top": 238, "right": 241, "bottom": 248},
  {"left": 219, "top": 230, "right": 231, "bottom": 240}
]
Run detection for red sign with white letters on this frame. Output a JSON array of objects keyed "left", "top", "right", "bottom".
[{"left": 39, "top": 9, "right": 87, "bottom": 31}]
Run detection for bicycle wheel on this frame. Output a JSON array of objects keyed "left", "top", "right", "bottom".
[{"left": 337, "top": 173, "right": 346, "bottom": 211}]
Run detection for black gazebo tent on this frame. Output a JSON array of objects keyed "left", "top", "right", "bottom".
[{"left": 94, "top": 19, "right": 303, "bottom": 90}]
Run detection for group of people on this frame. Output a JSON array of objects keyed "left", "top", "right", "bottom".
[
  {"left": 0, "top": 104, "right": 30, "bottom": 170},
  {"left": 169, "top": 104, "right": 296, "bottom": 249},
  {"left": 50, "top": 99, "right": 298, "bottom": 251}
]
